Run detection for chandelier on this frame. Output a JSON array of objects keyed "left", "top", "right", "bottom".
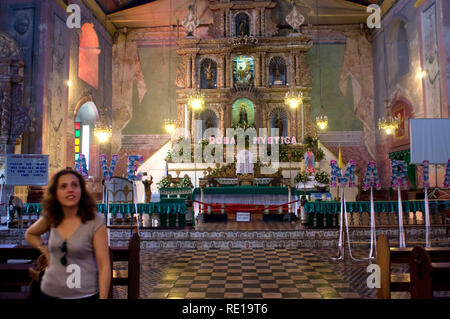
[
  {"left": 164, "top": 119, "right": 177, "bottom": 134},
  {"left": 187, "top": 88, "right": 205, "bottom": 110},
  {"left": 316, "top": 115, "right": 328, "bottom": 130},
  {"left": 94, "top": 123, "right": 112, "bottom": 143},
  {"left": 284, "top": 86, "right": 303, "bottom": 109},
  {"left": 378, "top": 100, "right": 399, "bottom": 135}
]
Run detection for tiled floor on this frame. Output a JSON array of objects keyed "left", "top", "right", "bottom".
[{"left": 113, "top": 247, "right": 377, "bottom": 299}]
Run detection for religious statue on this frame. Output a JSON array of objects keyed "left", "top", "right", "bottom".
[
  {"left": 205, "top": 116, "right": 214, "bottom": 130},
  {"left": 239, "top": 104, "right": 248, "bottom": 125},
  {"left": 274, "top": 114, "right": 284, "bottom": 137},
  {"left": 273, "top": 63, "right": 282, "bottom": 85},
  {"left": 238, "top": 20, "right": 249, "bottom": 36},
  {"left": 304, "top": 148, "right": 315, "bottom": 174},
  {"left": 142, "top": 175, "right": 153, "bottom": 203},
  {"left": 203, "top": 62, "right": 214, "bottom": 88}
]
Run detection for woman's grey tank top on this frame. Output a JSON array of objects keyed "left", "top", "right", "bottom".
[{"left": 40, "top": 214, "right": 104, "bottom": 299}]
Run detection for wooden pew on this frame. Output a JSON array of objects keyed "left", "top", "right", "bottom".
[
  {"left": 0, "top": 245, "right": 40, "bottom": 299},
  {"left": 409, "top": 246, "right": 450, "bottom": 299},
  {"left": 377, "top": 234, "right": 450, "bottom": 299},
  {"left": 108, "top": 231, "right": 140, "bottom": 299}
]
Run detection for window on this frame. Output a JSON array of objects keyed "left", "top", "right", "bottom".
[
  {"left": 75, "top": 102, "right": 99, "bottom": 171},
  {"left": 78, "top": 23, "right": 100, "bottom": 89}
]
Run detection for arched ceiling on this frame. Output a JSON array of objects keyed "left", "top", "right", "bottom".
[{"left": 94, "top": 0, "right": 390, "bottom": 29}]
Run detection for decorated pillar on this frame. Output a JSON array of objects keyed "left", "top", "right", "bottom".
[
  {"left": 255, "top": 53, "right": 260, "bottom": 87},
  {"left": 261, "top": 52, "right": 266, "bottom": 87}
]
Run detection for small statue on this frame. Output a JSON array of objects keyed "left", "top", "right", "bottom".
[
  {"left": 205, "top": 116, "right": 214, "bottom": 130},
  {"left": 203, "top": 62, "right": 214, "bottom": 88},
  {"left": 274, "top": 113, "right": 284, "bottom": 137},
  {"left": 142, "top": 175, "right": 153, "bottom": 203},
  {"left": 304, "top": 148, "right": 315, "bottom": 174},
  {"left": 239, "top": 104, "right": 248, "bottom": 125},
  {"left": 238, "top": 20, "right": 249, "bottom": 36}
]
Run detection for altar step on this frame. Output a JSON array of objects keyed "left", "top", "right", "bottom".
[{"left": 1, "top": 228, "right": 448, "bottom": 249}]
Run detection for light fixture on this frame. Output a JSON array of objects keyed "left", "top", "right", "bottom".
[
  {"left": 417, "top": 67, "right": 426, "bottom": 79},
  {"left": 94, "top": 123, "right": 112, "bottom": 143},
  {"left": 164, "top": 119, "right": 177, "bottom": 134},
  {"left": 66, "top": 80, "right": 72, "bottom": 87},
  {"left": 284, "top": 85, "right": 303, "bottom": 109},
  {"left": 315, "top": 29, "right": 328, "bottom": 131},
  {"left": 316, "top": 115, "right": 328, "bottom": 130},
  {"left": 187, "top": 87, "right": 205, "bottom": 111},
  {"left": 378, "top": 100, "right": 399, "bottom": 135}
]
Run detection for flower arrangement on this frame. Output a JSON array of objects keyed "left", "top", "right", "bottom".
[
  {"left": 314, "top": 171, "right": 330, "bottom": 185},
  {"left": 295, "top": 171, "right": 311, "bottom": 184},
  {"left": 180, "top": 175, "right": 194, "bottom": 189},
  {"left": 156, "top": 177, "right": 171, "bottom": 189}
]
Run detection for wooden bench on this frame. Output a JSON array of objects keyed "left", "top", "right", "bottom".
[
  {"left": 377, "top": 234, "right": 450, "bottom": 299},
  {"left": 0, "top": 246, "right": 40, "bottom": 299},
  {"left": 410, "top": 246, "right": 450, "bottom": 299},
  {"left": 108, "top": 231, "right": 140, "bottom": 299}
]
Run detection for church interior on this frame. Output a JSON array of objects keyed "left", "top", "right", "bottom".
[{"left": 0, "top": 0, "right": 449, "bottom": 301}]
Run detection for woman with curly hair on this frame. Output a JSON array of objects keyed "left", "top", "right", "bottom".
[{"left": 25, "top": 168, "right": 110, "bottom": 299}]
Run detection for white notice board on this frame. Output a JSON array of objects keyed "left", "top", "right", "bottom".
[
  {"left": 5, "top": 154, "right": 49, "bottom": 186},
  {"left": 236, "top": 212, "right": 250, "bottom": 222}
]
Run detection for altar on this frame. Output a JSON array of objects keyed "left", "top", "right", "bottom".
[{"left": 192, "top": 186, "right": 300, "bottom": 220}]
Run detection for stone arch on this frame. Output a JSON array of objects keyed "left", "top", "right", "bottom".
[{"left": 79, "top": 23, "right": 101, "bottom": 89}]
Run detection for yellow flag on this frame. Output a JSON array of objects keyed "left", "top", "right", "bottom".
[{"left": 338, "top": 147, "right": 343, "bottom": 169}]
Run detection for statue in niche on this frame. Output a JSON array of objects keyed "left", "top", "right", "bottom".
[
  {"left": 205, "top": 115, "right": 215, "bottom": 130},
  {"left": 203, "top": 62, "right": 214, "bottom": 89},
  {"left": 14, "top": 13, "right": 30, "bottom": 35},
  {"left": 273, "top": 63, "right": 283, "bottom": 85},
  {"left": 239, "top": 104, "right": 248, "bottom": 125},
  {"left": 238, "top": 20, "right": 249, "bottom": 37},
  {"left": 274, "top": 113, "right": 284, "bottom": 137}
]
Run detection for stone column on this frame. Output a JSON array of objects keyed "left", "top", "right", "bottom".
[
  {"left": 255, "top": 53, "right": 260, "bottom": 87},
  {"left": 191, "top": 54, "right": 197, "bottom": 88},
  {"left": 226, "top": 55, "right": 231, "bottom": 88},
  {"left": 187, "top": 55, "right": 192, "bottom": 88},
  {"left": 295, "top": 52, "right": 301, "bottom": 86},
  {"left": 261, "top": 52, "right": 266, "bottom": 87},
  {"left": 219, "top": 54, "right": 225, "bottom": 89},
  {"left": 289, "top": 52, "right": 295, "bottom": 86},
  {"left": 225, "top": 9, "right": 230, "bottom": 37},
  {"left": 261, "top": 8, "right": 265, "bottom": 36}
]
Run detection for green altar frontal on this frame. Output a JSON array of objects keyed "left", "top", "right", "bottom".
[
  {"left": 26, "top": 202, "right": 188, "bottom": 228},
  {"left": 192, "top": 186, "right": 299, "bottom": 197},
  {"left": 303, "top": 200, "right": 450, "bottom": 228}
]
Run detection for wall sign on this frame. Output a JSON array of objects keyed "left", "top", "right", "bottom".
[{"left": 5, "top": 154, "right": 49, "bottom": 186}]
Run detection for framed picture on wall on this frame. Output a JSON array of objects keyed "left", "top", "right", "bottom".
[{"left": 393, "top": 104, "right": 406, "bottom": 140}]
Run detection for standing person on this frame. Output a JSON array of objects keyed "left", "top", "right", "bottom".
[{"left": 25, "top": 168, "right": 111, "bottom": 299}]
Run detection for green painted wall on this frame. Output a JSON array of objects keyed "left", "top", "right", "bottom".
[
  {"left": 306, "top": 44, "right": 363, "bottom": 131},
  {"left": 123, "top": 46, "right": 179, "bottom": 135}
]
